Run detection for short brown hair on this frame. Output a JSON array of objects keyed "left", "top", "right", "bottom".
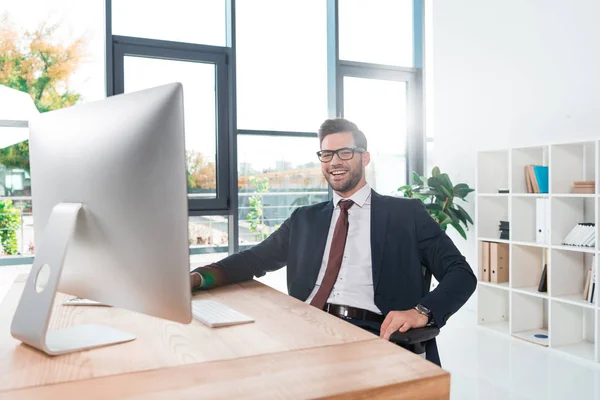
[{"left": 318, "top": 118, "right": 367, "bottom": 150}]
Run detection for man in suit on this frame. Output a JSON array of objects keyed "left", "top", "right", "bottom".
[{"left": 191, "top": 118, "right": 476, "bottom": 366}]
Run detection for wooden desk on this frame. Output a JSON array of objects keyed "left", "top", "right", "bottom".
[{"left": 0, "top": 275, "right": 449, "bottom": 399}]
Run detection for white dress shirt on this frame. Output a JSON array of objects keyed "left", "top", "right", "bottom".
[{"left": 305, "top": 183, "right": 382, "bottom": 315}]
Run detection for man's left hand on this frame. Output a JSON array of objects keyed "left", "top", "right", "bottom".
[{"left": 380, "top": 309, "right": 429, "bottom": 340}]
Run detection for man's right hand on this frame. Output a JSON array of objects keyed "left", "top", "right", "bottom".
[{"left": 190, "top": 272, "right": 203, "bottom": 291}]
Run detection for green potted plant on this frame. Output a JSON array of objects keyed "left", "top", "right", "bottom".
[{"left": 398, "top": 166, "right": 474, "bottom": 239}]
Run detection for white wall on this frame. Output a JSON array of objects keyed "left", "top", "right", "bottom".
[{"left": 429, "top": 0, "right": 600, "bottom": 310}]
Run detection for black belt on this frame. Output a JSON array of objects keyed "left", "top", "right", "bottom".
[{"left": 324, "top": 303, "right": 384, "bottom": 323}]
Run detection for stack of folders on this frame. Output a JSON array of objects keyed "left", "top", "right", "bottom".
[
  {"left": 525, "top": 165, "right": 549, "bottom": 193},
  {"left": 480, "top": 241, "right": 509, "bottom": 283},
  {"left": 499, "top": 221, "right": 509, "bottom": 240},
  {"left": 572, "top": 181, "right": 595, "bottom": 194},
  {"left": 562, "top": 223, "right": 596, "bottom": 247},
  {"left": 583, "top": 256, "right": 596, "bottom": 303}
]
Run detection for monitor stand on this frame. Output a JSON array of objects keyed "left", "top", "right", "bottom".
[{"left": 10, "top": 203, "right": 136, "bottom": 356}]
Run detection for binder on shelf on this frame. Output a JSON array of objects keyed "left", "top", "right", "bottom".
[
  {"left": 536, "top": 198, "right": 548, "bottom": 244},
  {"left": 490, "top": 242, "right": 509, "bottom": 283},
  {"left": 572, "top": 181, "right": 595, "bottom": 194},
  {"left": 481, "top": 241, "right": 490, "bottom": 282}
]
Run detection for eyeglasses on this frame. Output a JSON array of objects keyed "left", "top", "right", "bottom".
[{"left": 316, "top": 147, "right": 366, "bottom": 163}]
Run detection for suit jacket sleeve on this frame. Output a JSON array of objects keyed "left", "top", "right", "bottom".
[
  {"left": 192, "top": 208, "right": 297, "bottom": 285},
  {"left": 412, "top": 199, "right": 477, "bottom": 329}
]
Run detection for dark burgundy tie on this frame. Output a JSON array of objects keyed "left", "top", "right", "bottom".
[{"left": 310, "top": 199, "right": 354, "bottom": 309}]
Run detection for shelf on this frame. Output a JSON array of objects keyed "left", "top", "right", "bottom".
[
  {"left": 477, "top": 237, "right": 510, "bottom": 244},
  {"left": 512, "top": 329, "right": 549, "bottom": 347},
  {"left": 511, "top": 241, "right": 549, "bottom": 248},
  {"left": 512, "top": 286, "right": 548, "bottom": 299},
  {"left": 477, "top": 193, "right": 509, "bottom": 197},
  {"left": 550, "top": 142, "right": 596, "bottom": 195},
  {"left": 552, "top": 245, "right": 596, "bottom": 254},
  {"left": 477, "top": 197, "right": 509, "bottom": 239},
  {"left": 511, "top": 293, "right": 548, "bottom": 346},
  {"left": 553, "top": 294, "right": 595, "bottom": 309},
  {"left": 511, "top": 193, "right": 550, "bottom": 197},
  {"left": 552, "top": 194, "right": 596, "bottom": 198},
  {"left": 554, "top": 342, "right": 596, "bottom": 362},
  {"left": 550, "top": 301, "right": 596, "bottom": 361},
  {"left": 478, "top": 285, "right": 510, "bottom": 331},
  {"left": 480, "top": 321, "right": 510, "bottom": 335},
  {"left": 478, "top": 150, "right": 509, "bottom": 194},
  {"left": 479, "top": 281, "right": 510, "bottom": 290}
]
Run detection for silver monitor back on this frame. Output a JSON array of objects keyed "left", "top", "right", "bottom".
[{"left": 28, "top": 83, "right": 191, "bottom": 324}]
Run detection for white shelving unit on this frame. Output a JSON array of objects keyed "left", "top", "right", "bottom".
[{"left": 476, "top": 141, "right": 600, "bottom": 363}]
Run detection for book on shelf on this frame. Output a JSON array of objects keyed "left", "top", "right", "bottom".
[
  {"left": 583, "top": 255, "right": 597, "bottom": 303},
  {"left": 538, "top": 248, "right": 548, "bottom": 292},
  {"left": 525, "top": 164, "right": 548, "bottom": 194},
  {"left": 562, "top": 223, "right": 596, "bottom": 247},
  {"left": 572, "top": 181, "right": 595, "bottom": 194}
]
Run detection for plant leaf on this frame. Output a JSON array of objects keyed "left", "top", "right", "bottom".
[
  {"left": 450, "top": 206, "right": 467, "bottom": 225},
  {"left": 425, "top": 203, "right": 443, "bottom": 212},
  {"left": 437, "top": 210, "right": 452, "bottom": 226},
  {"left": 454, "top": 183, "right": 474, "bottom": 199},
  {"left": 451, "top": 221, "right": 467, "bottom": 239},
  {"left": 446, "top": 208, "right": 461, "bottom": 224},
  {"left": 456, "top": 204, "right": 474, "bottom": 225},
  {"left": 412, "top": 171, "right": 423, "bottom": 185},
  {"left": 427, "top": 176, "right": 443, "bottom": 189},
  {"left": 438, "top": 173, "right": 454, "bottom": 192},
  {"left": 431, "top": 166, "right": 441, "bottom": 177},
  {"left": 440, "top": 185, "right": 453, "bottom": 200}
]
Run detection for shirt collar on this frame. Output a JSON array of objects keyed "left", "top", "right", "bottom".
[{"left": 333, "top": 183, "right": 372, "bottom": 209}]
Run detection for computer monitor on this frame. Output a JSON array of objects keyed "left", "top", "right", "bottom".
[{"left": 10, "top": 83, "right": 192, "bottom": 355}]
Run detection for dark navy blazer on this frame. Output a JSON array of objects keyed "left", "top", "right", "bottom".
[{"left": 216, "top": 190, "right": 477, "bottom": 365}]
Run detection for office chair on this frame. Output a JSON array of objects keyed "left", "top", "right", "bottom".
[{"left": 389, "top": 265, "right": 439, "bottom": 355}]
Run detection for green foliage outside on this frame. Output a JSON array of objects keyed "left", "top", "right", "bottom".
[
  {"left": 246, "top": 177, "right": 271, "bottom": 241},
  {"left": 0, "top": 200, "right": 21, "bottom": 255},
  {"left": 0, "top": 14, "right": 86, "bottom": 254}
]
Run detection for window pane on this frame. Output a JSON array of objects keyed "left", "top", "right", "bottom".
[
  {"left": 339, "top": 0, "right": 413, "bottom": 66},
  {"left": 1, "top": 1, "right": 105, "bottom": 257},
  {"left": 237, "top": 135, "right": 328, "bottom": 246},
  {"left": 123, "top": 57, "right": 217, "bottom": 198},
  {"left": 343, "top": 77, "right": 407, "bottom": 195},
  {"left": 112, "top": 0, "right": 226, "bottom": 46},
  {"left": 236, "top": 0, "right": 327, "bottom": 132},
  {"left": 189, "top": 216, "right": 229, "bottom": 267}
]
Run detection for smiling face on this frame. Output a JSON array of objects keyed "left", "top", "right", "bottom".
[{"left": 320, "top": 132, "right": 370, "bottom": 198}]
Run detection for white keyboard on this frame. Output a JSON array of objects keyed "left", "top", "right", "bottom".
[{"left": 192, "top": 300, "right": 254, "bottom": 328}]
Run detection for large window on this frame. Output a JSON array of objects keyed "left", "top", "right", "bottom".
[
  {"left": 0, "top": 1, "right": 425, "bottom": 266},
  {"left": 343, "top": 77, "right": 408, "bottom": 195},
  {"left": 339, "top": 0, "right": 414, "bottom": 66},
  {"left": 112, "top": 0, "right": 227, "bottom": 46},
  {"left": 236, "top": 0, "right": 328, "bottom": 132},
  {"left": 122, "top": 56, "right": 218, "bottom": 198},
  {"left": 237, "top": 134, "right": 328, "bottom": 245}
]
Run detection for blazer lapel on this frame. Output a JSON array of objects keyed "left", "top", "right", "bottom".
[
  {"left": 370, "top": 190, "right": 388, "bottom": 292},
  {"left": 305, "top": 201, "right": 334, "bottom": 293}
]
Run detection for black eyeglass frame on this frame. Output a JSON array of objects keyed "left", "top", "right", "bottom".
[{"left": 316, "top": 147, "right": 366, "bottom": 162}]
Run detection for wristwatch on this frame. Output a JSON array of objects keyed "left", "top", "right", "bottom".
[{"left": 414, "top": 304, "right": 435, "bottom": 326}]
